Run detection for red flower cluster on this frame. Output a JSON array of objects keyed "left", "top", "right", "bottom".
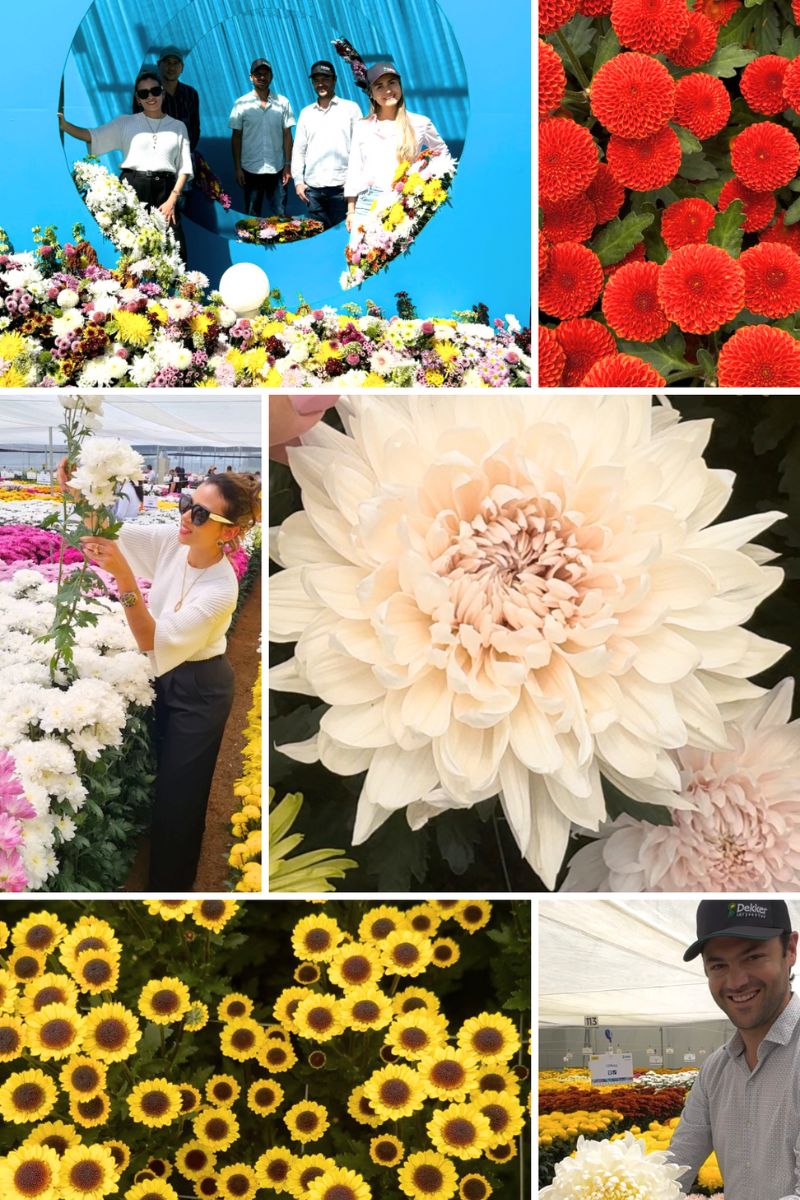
[
  {"left": 539, "top": 1086, "right": 689, "bottom": 1122},
  {"left": 538, "top": 5, "right": 800, "bottom": 387}
]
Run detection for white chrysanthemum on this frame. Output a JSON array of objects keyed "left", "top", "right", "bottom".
[
  {"left": 539, "top": 1132, "right": 687, "bottom": 1199},
  {"left": 69, "top": 436, "right": 145, "bottom": 507},
  {"left": 269, "top": 397, "right": 788, "bottom": 885},
  {"left": 562, "top": 678, "right": 800, "bottom": 892}
]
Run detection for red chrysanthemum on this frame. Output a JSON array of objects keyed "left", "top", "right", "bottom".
[
  {"left": 590, "top": 53, "right": 676, "bottom": 138},
  {"left": 611, "top": 0, "right": 689, "bottom": 52},
  {"left": 717, "top": 324, "right": 800, "bottom": 387},
  {"left": 606, "top": 125, "right": 682, "bottom": 190},
  {"left": 794, "top": 0, "right": 800, "bottom": 21},
  {"left": 657, "top": 243, "right": 745, "bottom": 332},
  {"left": 554, "top": 318, "right": 617, "bottom": 385},
  {"left": 693, "top": 0, "right": 741, "bottom": 27},
  {"left": 539, "top": 326, "right": 566, "bottom": 386},
  {"left": 731, "top": 122, "right": 800, "bottom": 193},
  {"left": 579, "top": 353, "right": 666, "bottom": 386},
  {"left": 667, "top": 12, "right": 717, "bottom": 67},
  {"left": 578, "top": 0, "right": 613, "bottom": 13},
  {"left": 760, "top": 212, "right": 800, "bottom": 255},
  {"left": 539, "top": 40, "right": 567, "bottom": 118},
  {"left": 783, "top": 57, "right": 800, "bottom": 114},
  {"left": 661, "top": 198, "right": 716, "bottom": 250},
  {"left": 539, "top": 242, "right": 604, "bottom": 319},
  {"left": 541, "top": 195, "right": 596, "bottom": 244},
  {"left": 540, "top": 0, "right": 579, "bottom": 34},
  {"left": 674, "top": 73, "right": 731, "bottom": 139},
  {"left": 740, "top": 55, "right": 790, "bottom": 116},
  {"left": 739, "top": 242, "right": 800, "bottom": 318},
  {"left": 585, "top": 164, "right": 626, "bottom": 224},
  {"left": 540, "top": 117, "right": 600, "bottom": 202},
  {"left": 603, "top": 242, "right": 647, "bottom": 276},
  {"left": 601, "top": 260, "right": 670, "bottom": 341},
  {"left": 717, "top": 178, "right": 775, "bottom": 233},
  {"left": 539, "top": 236, "right": 551, "bottom": 278}
]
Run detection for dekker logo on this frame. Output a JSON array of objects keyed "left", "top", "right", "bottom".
[{"left": 728, "top": 902, "right": 769, "bottom": 920}]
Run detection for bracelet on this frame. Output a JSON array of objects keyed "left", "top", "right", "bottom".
[{"left": 119, "top": 591, "right": 138, "bottom": 608}]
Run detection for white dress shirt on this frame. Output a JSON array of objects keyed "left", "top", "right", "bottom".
[
  {"left": 291, "top": 96, "right": 363, "bottom": 187},
  {"left": 228, "top": 90, "right": 295, "bottom": 174},
  {"left": 90, "top": 114, "right": 193, "bottom": 177},
  {"left": 344, "top": 111, "right": 447, "bottom": 198}
]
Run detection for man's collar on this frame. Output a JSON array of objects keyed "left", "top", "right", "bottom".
[{"left": 726, "top": 992, "right": 800, "bottom": 1059}]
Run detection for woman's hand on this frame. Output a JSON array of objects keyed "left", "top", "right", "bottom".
[
  {"left": 269, "top": 395, "right": 339, "bottom": 463},
  {"left": 57, "top": 111, "right": 67, "bottom": 133},
  {"left": 158, "top": 197, "right": 177, "bottom": 225},
  {"left": 56, "top": 455, "right": 81, "bottom": 500},
  {"left": 345, "top": 211, "right": 354, "bottom": 232},
  {"left": 80, "top": 536, "right": 131, "bottom": 579}
]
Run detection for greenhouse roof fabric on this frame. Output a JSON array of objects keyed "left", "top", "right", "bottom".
[
  {"left": 539, "top": 898, "right": 800, "bottom": 1027},
  {"left": 0, "top": 398, "right": 260, "bottom": 447}
]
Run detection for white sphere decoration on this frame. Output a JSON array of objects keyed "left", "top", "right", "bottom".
[{"left": 218, "top": 263, "right": 270, "bottom": 316}]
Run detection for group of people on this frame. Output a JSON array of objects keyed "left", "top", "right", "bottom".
[{"left": 57, "top": 47, "right": 448, "bottom": 259}]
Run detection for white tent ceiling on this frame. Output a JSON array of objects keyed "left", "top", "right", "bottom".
[
  {"left": 0, "top": 398, "right": 261, "bottom": 447},
  {"left": 539, "top": 898, "right": 800, "bottom": 1027}
]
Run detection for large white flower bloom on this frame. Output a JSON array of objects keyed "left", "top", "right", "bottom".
[
  {"left": 539, "top": 1132, "right": 688, "bottom": 1199},
  {"left": 69, "top": 436, "right": 144, "bottom": 508},
  {"left": 269, "top": 396, "right": 786, "bottom": 886},
  {"left": 562, "top": 678, "right": 800, "bottom": 892}
]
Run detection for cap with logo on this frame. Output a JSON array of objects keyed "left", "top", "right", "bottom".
[
  {"left": 309, "top": 60, "right": 336, "bottom": 78},
  {"left": 250, "top": 58, "right": 272, "bottom": 74},
  {"left": 366, "top": 62, "right": 401, "bottom": 87},
  {"left": 158, "top": 46, "right": 184, "bottom": 64},
  {"left": 683, "top": 899, "right": 792, "bottom": 961}
]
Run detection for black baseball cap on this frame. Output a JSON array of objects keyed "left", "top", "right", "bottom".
[
  {"left": 309, "top": 60, "right": 336, "bottom": 77},
  {"left": 366, "top": 62, "right": 401, "bottom": 87},
  {"left": 684, "top": 899, "right": 792, "bottom": 961},
  {"left": 250, "top": 58, "right": 271, "bottom": 73},
  {"left": 158, "top": 46, "right": 184, "bottom": 64}
]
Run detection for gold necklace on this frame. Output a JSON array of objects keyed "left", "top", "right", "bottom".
[
  {"left": 142, "top": 113, "right": 162, "bottom": 151},
  {"left": 174, "top": 558, "right": 212, "bottom": 612}
]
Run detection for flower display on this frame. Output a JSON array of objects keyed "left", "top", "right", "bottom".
[
  {"left": 538, "top": 8, "right": 800, "bottom": 385},
  {"left": 236, "top": 216, "right": 325, "bottom": 245},
  {"left": 342, "top": 149, "right": 457, "bottom": 290},
  {"left": 229, "top": 666, "right": 263, "bottom": 892},
  {"left": 269, "top": 395, "right": 787, "bottom": 889},
  {"left": 68, "top": 438, "right": 144, "bottom": 509},
  {"left": 540, "top": 1130, "right": 687, "bottom": 1199},
  {"left": 192, "top": 151, "right": 233, "bottom": 210}
]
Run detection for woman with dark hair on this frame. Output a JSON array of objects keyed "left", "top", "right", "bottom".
[
  {"left": 58, "top": 459, "right": 261, "bottom": 890},
  {"left": 58, "top": 69, "right": 192, "bottom": 260}
]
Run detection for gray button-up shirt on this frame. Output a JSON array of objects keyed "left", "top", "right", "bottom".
[{"left": 668, "top": 992, "right": 800, "bottom": 1200}]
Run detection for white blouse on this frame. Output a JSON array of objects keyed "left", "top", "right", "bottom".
[
  {"left": 118, "top": 524, "right": 237, "bottom": 677},
  {"left": 90, "top": 114, "right": 194, "bottom": 178},
  {"left": 344, "top": 111, "right": 448, "bottom": 197}
]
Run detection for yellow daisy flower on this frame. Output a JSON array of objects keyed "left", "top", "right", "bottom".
[
  {"left": 205, "top": 1074, "right": 240, "bottom": 1107},
  {"left": 174, "top": 1143, "right": 217, "bottom": 1180},
  {"left": 192, "top": 900, "right": 239, "bottom": 932},
  {"left": 393, "top": 987, "right": 442, "bottom": 1017},
  {"left": 102, "top": 1142, "right": 131, "bottom": 1174},
  {"left": 284, "top": 1099, "right": 330, "bottom": 1144},
  {"left": 193, "top": 1175, "right": 219, "bottom": 1198},
  {"left": 185, "top": 1002, "right": 210, "bottom": 1032},
  {"left": 381, "top": 930, "right": 434, "bottom": 978},
  {"left": 484, "top": 1141, "right": 516, "bottom": 1164},
  {"left": 472, "top": 1065, "right": 521, "bottom": 1097},
  {"left": 217, "top": 994, "right": 253, "bottom": 1022},
  {"left": 369, "top": 1134, "right": 405, "bottom": 1167},
  {"left": 291, "top": 914, "right": 344, "bottom": 962},
  {"left": 127, "top": 1078, "right": 183, "bottom": 1128},
  {"left": 82, "top": 1004, "right": 141, "bottom": 1063},
  {"left": 293, "top": 962, "right": 321, "bottom": 986},
  {"left": 427, "top": 1104, "right": 493, "bottom": 1160},
  {"left": 23, "top": 1121, "right": 82, "bottom": 1155},
  {"left": 256, "top": 1148, "right": 296, "bottom": 1193},
  {"left": 293, "top": 993, "right": 344, "bottom": 1043},
  {"left": 176, "top": 1083, "right": 203, "bottom": 1114},
  {"left": 220, "top": 1017, "right": 264, "bottom": 1061},
  {"left": 125, "top": 1181, "right": 178, "bottom": 1200},
  {"left": 59, "top": 1058, "right": 107, "bottom": 1100},
  {"left": 11, "top": 912, "right": 68, "bottom": 954},
  {"left": 458, "top": 1176, "right": 492, "bottom": 1200},
  {"left": 72, "top": 949, "right": 119, "bottom": 996},
  {"left": 0, "top": 965, "right": 18, "bottom": 1011},
  {"left": 0, "top": 1143, "right": 60, "bottom": 1200},
  {"left": 217, "top": 1163, "right": 258, "bottom": 1200},
  {"left": 305, "top": 1166, "right": 371, "bottom": 1200},
  {"left": 452, "top": 902, "right": 492, "bottom": 934},
  {"left": 403, "top": 904, "right": 442, "bottom": 939},
  {"left": 146, "top": 1159, "right": 171, "bottom": 1182},
  {"left": 364, "top": 1064, "right": 426, "bottom": 1121},
  {"left": 327, "top": 942, "right": 384, "bottom": 991},
  {"left": 258, "top": 1038, "right": 298, "bottom": 1073},
  {"left": 385, "top": 1011, "right": 449, "bottom": 1061},
  {"left": 474, "top": 1091, "right": 526, "bottom": 1147},
  {"left": 286, "top": 1154, "right": 336, "bottom": 1198},
  {"left": 0, "top": 1068, "right": 58, "bottom": 1123},
  {"left": 21, "top": 973, "right": 80, "bottom": 1016},
  {"left": 457, "top": 1014, "right": 520, "bottom": 1064},
  {"left": 144, "top": 901, "right": 196, "bottom": 922},
  {"left": 346, "top": 1085, "right": 384, "bottom": 1128},
  {"left": 7, "top": 947, "right": 46, "bottom": 984},
  {"left": 0, "top": 919, "right": 9, "bottom": 949},
  {"left": 430, "top": 901, "right": 461, "bottom": 916},
  {"left": 339, "top": 986, "right": 394, "bottom": 1032},
  {"left": 398, "top": 1151, "right": 458, "bottom": 1200},
  {"left": 358, "top": 906, "right": 405, "bottom": 944},
  {"left": 418, "top": 1048, "right": 480, "bottom": 1102},
  {"left": 69, "top": 1091, "right": 111, "bottom": 1128},
  {"left": 138, "top": 978, "right": 192, "bottom": 1025},
  {"left": 192, "top": 1107, "right": 240, "bottom": 1151},
  {"left": 27, "top": 1004, "right": 84, "bottom": 1061},
  {"left": 113, "top": 311, "right": 154, "bottom": 348},
  {"left": 58, "top": 1144, "right": 118, "bottom": 1200},
  {"left": 246, "top": 1077, "right": 284, "bottom": 1116},
  {"left": 430, "top": 939, "right": 461, "bottom": 969},
  {"left": 59, "top": 919, "right": 121, "bottom": 975},
  {"left": 0, "top": 1013, "right": 25, "bottom": 1062},
  {"left": 273, "top": 986, "right": 312, "bottom": 1031}
]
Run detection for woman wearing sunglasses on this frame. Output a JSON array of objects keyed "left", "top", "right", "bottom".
[
  {"left": 57, "top": 458, "right": 260, "bottom": 890},
  {"left": 58, "top": 68, "right": 193, "bottom": 261}
]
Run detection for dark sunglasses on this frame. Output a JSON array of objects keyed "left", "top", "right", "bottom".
[
  {"left": 178, "top": 492, "right": 235, "bottom": 527},
  {"left": 136, "top": 85, "right": 163, "bottom": 99}
]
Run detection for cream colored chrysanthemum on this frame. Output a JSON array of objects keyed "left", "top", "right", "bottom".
[
  {"left": 270, "top": 396, "right": 786, "bottom": 887},
  {"left": 539, "top": 1131, "right": 688, "bottom": 1198}
]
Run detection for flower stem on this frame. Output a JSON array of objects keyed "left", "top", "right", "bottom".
[{"left": 554, "top": 30, "right": 591, "bottom": 93}]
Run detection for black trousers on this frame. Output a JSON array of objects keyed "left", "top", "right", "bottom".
[
  {"left": 120, "top": 168, "right": 188, "bottom": 264},
  {"left": 149, "top": 655, "right": 235, "bottom": 890},
  {"left": 243, "top": 168, "right": 285, "bottom": 217},
  {"left": 305, "top": 184, "right": 347, "bottom": 230}
]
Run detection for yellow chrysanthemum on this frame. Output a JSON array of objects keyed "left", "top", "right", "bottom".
[
  {"left": 358, "top": 906, "right": 405, "bottom": 945},
  {"left": 291, "top": 913, "right": 344, "bottom": 963},
  {"left": 293, "top": 962, "right": 321, "bottom": 986},
  {"left": 138, "top": 978, "right": 192, "bottom": 1025},
  {"left": 220, "top": 1016, "right": 265, "bottom": 1061},
  {"left": 429, "top": 938, "right": 460, "bottom": 969},
  {"left": 174, "top": 1142, "right": 217, "bottom": 1180},
  {"left": 59, "top": 919, "right": 121, "bottom": 975},
  {"left": 101, "top": 1141, "right": 130, "bottom": 1174},
  {"left": 284, "top": 1099, "right": 330, "bottom": 1144},
  {"left": 339, "top": 985, "right": 393, "bottom": 1033},
  {"left": 472, "top": 1064, "right": 521, "bottom": 1097},
  {"left": 457, "top": 1014, "right": 520, "bottom": 1064},
  {"left": 363, "top": 1063, "right": 426, "bottom": 1121},
  {"left": 452, "top": 902, "right": 492, "bottom": 934},
  {"left": 0, "top": 1143, "right": 60, "bottom": 1200},
  {"left": 0, "top": 366, "right": 30, "bottom": 387},
  {"left": 293, "top": 993, "right": 344, "bottom": 1043},
  {"left": 217, "top": 993, "right": 253, "bottom": 1022},
  {"left": 386, "top": 1011, "right": 449, "bottom": 1062},
  {"left": 417, "top": 1047, "right": 480, "bottom": 1102},
  {"left": 425, "top": 370, "right": 445, "bottom": 386},
  {"left": 21, "top": 973, "right": 80, "bottom": 1017},
  {"left": 147, "top": 302, "right": 169, "bottom": 324},
  {"left": 185, "top": 1002, "right": 210, "bottom": 1032},
  {"left": 144, "top": 901, "right": 195, "bottom": 922},
  {"left": 246, "top": 1077, "right": 284, "bottom": 1116},
  {"left": 0, "top": 1013, "right": 25, "bottom": 1062},
  {"left": 217, "top": 1163, "right": 258, "bottom": 1200},
  {"left": 398, "top": 1151, "right": 458, "bottom": 1200},
  {"left": 305, "top": 1166, "right": 372, "bottom": 1200},
  {"left": 69, "top": 1090, "right": 111, "bottom": 1129},
  {"left": 12, "top": 912, "right": 68, "bottom": 954},
  {"left": 256, "top": 1147, "right": 296, "bottom": 1192},
  {"left": 72, "top": 948, "right": 120, "bottom": 996},
  {"left": 327, "top": 942, "right": 384, "bottom": 991},
  {"left": 273, "top": 986, "right": 311, "bottom": 1031},
  {"left": 384, "top": 202, "right": 406, "bottom": 229},
  {"left": 113, "top": 311, "right": 153, "bottom": 348},
  {"left": 190, "top": 313, "right": 213, "bottom": 336},
  {"left": 286, "top": 1153, "right": 337, "bottom": 1198},
  {"left": 0, "top": 332, "right": 29, "bottom": 360},
  {"left": 7, "top": 947, "right": 46, "bottom": 984},
  {"left": 435, "top": 341, "right": 460, "bottom": 364},
  {"left": 402, "top": 904, "right": 441, "bottom": 939},
  {"left": 205, "top": 1074, "right": 240, "bottom": 1107},
  {"left": 127, "top": 1078, "right": 182, "bottom": 1128},
  {"left": 427, "top": 1103, "right": 493, "bottom": 1160},
  {"left": 258, "top": 1037, "right": 298, "bottom": 1073},
  {"left": 361, "top": 373, "right": 387, "bottom": 387},
  {"left": 192, "top": 1107, "right": 240, "bottom": 1151},
  {"left": 0, "top": 966, "right": 18, "bottom": 1012},
  {"left": 59, "top": 1058, "right": 107, "bottom": 1100},
  {"left": 346, "top": 1085, "right": 384, "bottom": 1128},
  {"left": 484, "top": 1141, "right": 516, "bottom": 1164},
  {"left": 24, "top": 1120, "right": 82, "bottom": 1155},
  {"left": 369, "top": 1134, "right": 405, "bottom": 1167},
  {"left": 176, "top": 1083, "right": 203, "bottom": 1114},
  {"left": 124, "top": 1181, "right": 178, "bottom": 1200},
  {"left": 192, "top": 900, "right": 239, "bottom": 933},
  {"left": 58, "top": 1144, "right": 118, "bottom": 1200},
  {"left": 458, "top": 1175, "right": 492, "bottom": 1200},
  {"left": 144, "top": 1157, "right": 171, "bottom": 1181},
  {"left": 381, "top": 930, "right": 434, "bottom": 978},
  {"left": 474, "top": 1090, "right": 526, "bottom": 1148},
  {"left": 82, "top": 1003, "right": 141, "bottom": 1063},
  {"left": 0, "top": 1068, "right": 58, "bottom": 1123}
]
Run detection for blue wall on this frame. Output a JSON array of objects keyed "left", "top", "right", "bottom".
[{"left": 4, "top": 0, "right": 530, "bottom": 318}]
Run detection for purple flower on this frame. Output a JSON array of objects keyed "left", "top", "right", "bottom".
[{"left": 0, "top": 813, "right": 23, "bottom": 852}]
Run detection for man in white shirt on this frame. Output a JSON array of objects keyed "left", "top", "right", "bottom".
[
  {"left": 291, "top": 60, "right": 362, "bottom": 229},
  {"left": 229, "top": 58, "right": 295, "bottom": 218}
]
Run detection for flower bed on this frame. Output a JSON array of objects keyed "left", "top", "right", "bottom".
[
  {"left": 229, "top": 664, "right": 262, "bottom": 892},
  {"left": 236, "top": 216, "right": 325, "bottom": 245}
]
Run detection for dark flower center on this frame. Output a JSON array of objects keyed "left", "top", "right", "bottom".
[
  {"left": 15, "top": 1159, "right": 51, "bottom": 1196},
  {"left": 226, "top": 1000, "right": 247, "bottom": 1018},
  {"left": 212, "top": 1081, "right": 234, "bottom": 1101},
  {"left": 463, "top": 905, "right": 483, "bottom": 924},
  {"left": 70, "top": 1160, "right": 103, "bottom": 1190},
  {"left": 152, "top": 989, "right": 179, "bottom": 1013},
  {"left": 392, "top": 942, "right": 419, "bottom": 966},
  {"left": 400, "top": 1026, "right": 428, "bottom": 1050},
  {"left": 266, "top": 1160, "right": 289, "bottom": 1182},
  {"left": 0, "top": 1025, "right": 20, "bottom": 1053},
  {"left": 296, "top": 965, "right": 318, "bottom": 982},
  {"left": 444, "top": 1117, "right": 476, "bottom": 1146},
  {"left": 41, "top": 1019, "right": 73, "bottom": 1048},
  {"left": 463, "top": 1179, "right": 489, "bottom": 1200},
  {"left": 95, "top": 1018, "right": 127, "bottom": 1050},
  {"left": 295, "top": 1109, "right": 320, "bottom": 1132},
  {"left": 75, "top": 937, "right": 105, "bottom": 955},
  {"left": 186, "top": 1150, "right": 208, "bottom": 1171},
  {"left": 14, "top": 955, "right": 39, "bottom": 980},
  {"left": 300, "top": 1167, "right": 324, "bottom": 1187},
  {"left": 341, "top": 955, "right": 370, "bottom": 983},
  {"left": 431, "top": 1060, "right": 465, "bottom": 1088},
  {"left": 307, "top": 1006, "right": 334, "bottom": 1032},
  {"left": 380, "top": 1078, "right": 411, "bottom": 1106},
  {"left": 482, "top": 1102, "right": 508, "bottom": 1132},
  {"left": 266, "top": 1046, "right": 287, "bottom": 1065},
  {"left": 200, "top": 900, "right": 226, "bottom": 919},
  {"left": 400, "top": 997, "right": 426, "bottom": 1012},
  {"left": 414, "top": 1165, "right": 444, "bottom": 1192},
  {"left": 232, "top": 1028, "right": 255, "bottom": 1050},
  {"left": 305, "top": 928, "right": 331, "bottom": 951},
  {"left": 13, "top": 1082, "right": 45, "bottom": 1111},
  {"left": 433, "top": 944, "right": 452, "bottom": 961},
  {"left": 227, "top": 1173, "right": 250, "bottom": 1196},
  {"left": 25, "top": 925, "right": 54, "bottom": 950},
  {"left": 82, "top": 958, "right": 112, "bottom": 985},
  {"left": 71, "top": 1065, "right": 100, "bottom": 1092},
  {"left": 370, "top": 918, "right": 395, "bottom": 938},
  {"left": 205, "top": 1118, "right": 229, "bottom": 1141},
  {"left": 34, "top": 987, "right": 64, "bottom": 1010},
  {"left": 352, "top": 1000, "right": 379, "bottom": 1023},
  {"left": 142, "top": 1090, "right": 171, "bottom": 1117},
  {"left": 41, "top": 1136, "right": 68, "bottom": 1154},
  {"left": 375, "top": 1140, "right": 398, "bottom": 1162},
  {"left": 474, "top": 1027, "right": 504, "bottom": 1055},
  {"left": 78, "top": 1096, "right": 106, "bottom": 1120}
]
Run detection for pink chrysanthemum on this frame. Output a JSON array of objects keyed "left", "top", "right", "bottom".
[
  {"left": 539, "top": 326, "right": 566, "bottom": 387},
  {"left": 611, "top": 0, "right": 689, "bottom": 53},
  {"left": 540, "top": 0, "right": 579, "bottom": 34},
  {"left": 541, "top": 195, "right": 596, "bottom": 244},
  {"left": 717, "top": 178, "right": 775, "bottom": 233},
  {"left": 674, "top": 72, "right": 731, "bottom": 139},
  {"left": 760, "top": 212, "right": 800, "bottom": 254},
  {"left": 606, "top": 125, "right": 682, "bottom": 190},
  {"left": 579, "top": 352, "right": 666, "bottom": 385},
  {"left": 661, "top": 198, "right": 716, "bottom": 250},
  {"left": 540, "top": 118, "right": 600, "bottom": 202},
  {"left": 731, "top": 121, "right": 800, "bottom": 193},
  {"left": 603, "top": 242, "right": 647, "bottom": 276},
  {"left": 585, "top": 164, "right": 626, "bottom": 224},
  {"left": 539, "top": 40, "right": 567, "bottom": 117},
  {"left": 553, "top": 318, "right": 617, "bottom": 385},
  {"left": 590, "top": 53, "right": 676, "bottom": 139},
  {"left": 717, "top": 323, "right": 800, "bottom": 386},
  {"left": 740, "top": 241, "right": 800, "bottom": 318},
  {"left": 740, "top": 54, "right": 790, "bottom": 115},
  {"left": 657, "top": 243, "right": 745, "bottom": 332},
  {"left": 601, "top": 261, "right": 669, "bottom": 341},
  {"left": 562, "top": 681, "right": 800, "bottom": 893},
  {"left": 539, "top": 242, "right": 604, "bottom": 319},
  {"left": 783, "top": 56, "right": 800, "bottom": 113},
  {"left": 667, "top": 11, "right": 717, "bottom": 67}
]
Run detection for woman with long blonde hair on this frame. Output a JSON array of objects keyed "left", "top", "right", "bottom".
[{"left": 343, "top": 62, "right": 448, "bottom": 237}]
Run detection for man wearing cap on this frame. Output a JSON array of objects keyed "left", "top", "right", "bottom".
[
  {"left": 667, "top": 899, "right": 800, "bottom": 1199},
  {"left": 290, "top": 61, "right": 362, "bottom": 230},
  {"left": 229, "top": 60, "right": 294, "bottom": 218},
  {"left": 157, "top": 48, "right": 200, "bottom": 151}
]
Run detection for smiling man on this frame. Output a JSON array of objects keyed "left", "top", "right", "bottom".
[{"left": 667, "top": 899, "right": 800, "bottom": 1200}]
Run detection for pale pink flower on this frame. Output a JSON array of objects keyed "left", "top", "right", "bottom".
[
  {"left": 562, "top": 679, "right": 800, "bottom": 892},
  {"left": 269, "top": 396, "right": 786, "bottom": 887}
]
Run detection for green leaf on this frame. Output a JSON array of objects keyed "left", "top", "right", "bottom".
[
  {"left": 435, "top": 812, "right": 478, "bottom": 876},
  {"left": 618, "top": 332, "right": 695, "bottom": 383},
  {"left": 672, "top": 124, "right": 703, "bottom": 155},
  {"left": 717, "top": 6, "right": 758, "bottom": 47},
  {"left": 707, "top": 199, "right": 745, "bottom": 257},
  {"left": 755, "top": 3, "right": 781, "bottom": 53},
  {"left": 592, "top": 26, "right": 621, "bottom": 76},
  {"left": 554, "top": 13, "right": 597, "bottom": 60},
  {"left": 678, "top": 152, "right": 719, "bottom": 181},
  {"left": 744, "top": 0, "right": 766, "bottom": 7},
  {"left": 778, "top": 25, "right": 800, "bottom": 58},
  {"left": 696, "top": 347, "right": 718, "bottom": 385},
  {"left": 602, "top": 778, "right": 675, "bottom": 826},
  {"left": 784, "top": 195, "right": 800, "bottom": 226},
  {"left": 704, "top": 45, "right": 758, "bottom": 77},
  {"left": 590, "top": 212, "right": 653, "bottom": 266}
]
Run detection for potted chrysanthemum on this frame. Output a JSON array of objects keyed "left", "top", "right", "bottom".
[{"left": 540, "top": 1131, "right": 688, "bottom": 1198}]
